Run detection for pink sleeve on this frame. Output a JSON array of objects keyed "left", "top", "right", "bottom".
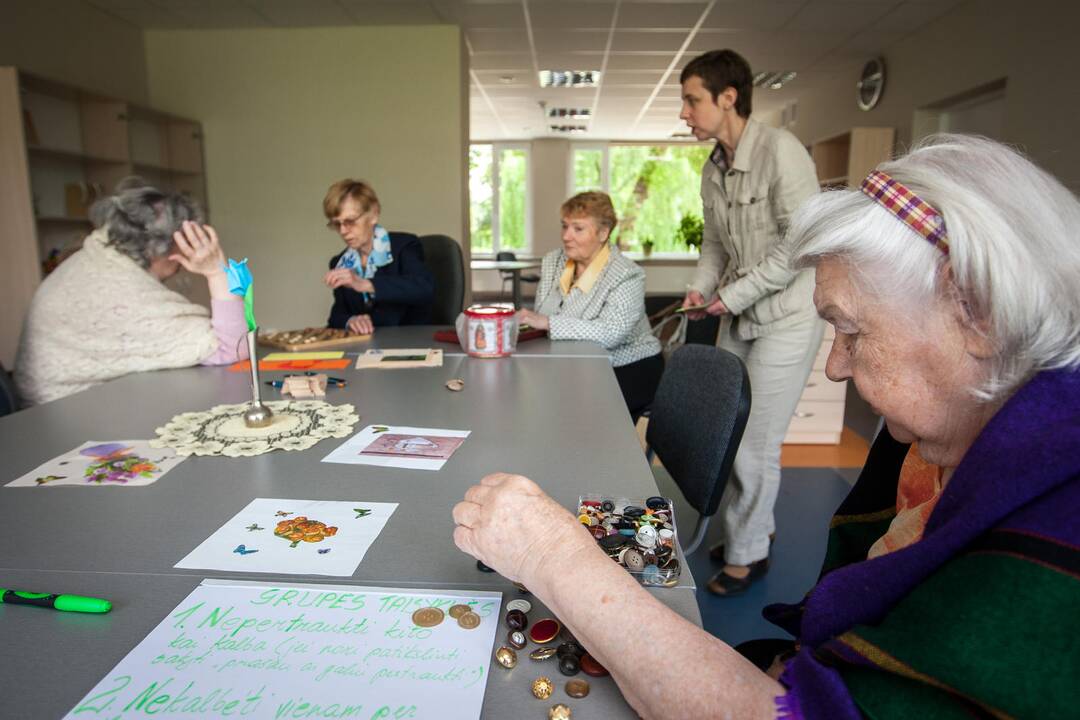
[{"left": 200, "top": 299, "right": 250, "bottom": 365}]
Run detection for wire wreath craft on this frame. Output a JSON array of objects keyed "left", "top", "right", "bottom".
[{"left": 151, "top": 401, "right": 358, "bottom": 457}]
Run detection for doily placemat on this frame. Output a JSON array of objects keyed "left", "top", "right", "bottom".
[{"left": 151, "top": 401, "right": 358, "bottom": 457}]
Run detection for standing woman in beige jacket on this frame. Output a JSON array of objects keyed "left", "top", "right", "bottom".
[{"left": 679, "top": 49, "right": 825, "bottom": 595}]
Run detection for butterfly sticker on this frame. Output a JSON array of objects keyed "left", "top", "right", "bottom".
[
  {"left": 317, "top": 548, "right": 331, "bottom": 554},
  {"left": 372, "top": 426, "right": 389, "bottom": 434},
  {"left": 275, "top": 511, "right": 293, "bottom": 517},
  {"left": 35, "top": 475, "right": 66, "bottom": 485},
  {"left": 233, "top": 544, "right": 259, "bottom": 555},
  {"left": 246, "top": 523, "right": 264, "bottom": 532},
  {"left": 353, "top": 508, "right": 372, "bottom": 519}
]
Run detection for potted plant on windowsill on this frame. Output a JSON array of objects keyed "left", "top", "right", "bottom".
[
  {"left": 641, "top": 238, "right": 655, "bottom": 258},
  {"left": 675, "top": 213, "right": 704, "bottom": 253}
]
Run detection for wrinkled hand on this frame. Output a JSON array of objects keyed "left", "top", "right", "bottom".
[
  {"left": 324, "top": 268, "right": 374, "bottom": 294},
  {"left": 170, "top": 221, "right": 226, "bottom": 278},
  {"left": 682, "top": 290, "right": 708, "bottom": 321},
  {"left": 452, "top": 473, "right": 594, "bottom": 584},
  {"left": 515, "top": 309, "right": 549, "bottom": 331},
  {"left": 346, "top": 314, "right": 374, "bottom": 335}
]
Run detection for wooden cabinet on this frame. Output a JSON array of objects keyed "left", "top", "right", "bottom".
[
  {"left": 0, "top": 67, "right": 209, "bottom": 369},
  {"left": 783, "top": 127, "right": 894, "bottom": 444}
]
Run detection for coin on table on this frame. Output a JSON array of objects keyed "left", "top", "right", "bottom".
[
  {"left": 531, "top": 677, "right": 554, "bottom": 700},
  {"left": 506, "top": 598, "right": 532, "bottom": 614},
  {"left": 565, "top": 679, "right": 590, "bottom": 698},
  {"left": 412, "top": 607, "right": 445, "bottom": 628},
  {"left": 448, "top": 604, "right": 472, "bottom": 619},
  {"left": 457, "top": 611, "right": 482, "bottom": 629}
]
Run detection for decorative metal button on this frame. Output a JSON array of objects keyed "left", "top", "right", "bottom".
[
  {"left": 548, "top": 703, "right": 571, "bottom": 719},
  {"left": 530, "top": 646, "right": 558, "bottom": 661},
  {"left": 531, "top": 677, "right": 554, "bottom": 700},
  {"left": 508, "top": 630, "right": 527, "bottom": 649},
  {"left": 495, "top": 646, "right": 517, "bottom": 669}
]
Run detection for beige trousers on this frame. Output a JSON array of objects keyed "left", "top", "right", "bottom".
[{"left": 716, "top": 314, "right": 825, "bottom": 565}]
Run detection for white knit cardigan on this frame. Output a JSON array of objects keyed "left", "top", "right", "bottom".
[{"left": 15, "top": 229, "right": 221, "bottom": 405}]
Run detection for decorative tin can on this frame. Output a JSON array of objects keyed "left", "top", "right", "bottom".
[{"left": 463, "top": 304, "right": 518, "bottom": 358}]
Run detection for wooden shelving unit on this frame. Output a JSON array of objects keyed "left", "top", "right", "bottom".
[
  {"left": 784, "top": 126, "right": 895, "bottom": 445},
  {"left": 0, "top": 66, "right": 209, "bottom": 369}
]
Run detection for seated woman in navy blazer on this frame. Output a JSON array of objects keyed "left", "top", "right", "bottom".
[{"left": 322, "top": 179, "right": 434, "bottom": 334}]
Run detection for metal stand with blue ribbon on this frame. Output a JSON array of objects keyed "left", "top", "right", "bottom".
[{"left": 225, "top": 258, "right": 274, "bottom": 428}]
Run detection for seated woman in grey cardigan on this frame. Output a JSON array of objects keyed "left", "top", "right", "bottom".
[{"left": 516, "top": 192, "right": 662, "bottom": 419}]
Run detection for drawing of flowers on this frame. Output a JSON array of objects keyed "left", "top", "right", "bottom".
[{"left": 83, "top": 454, "right": 160, "bottom": 484}]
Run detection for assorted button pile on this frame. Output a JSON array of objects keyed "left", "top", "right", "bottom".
[
  {"left": 492, "top": 596, "right": 609, "bottom": 718},
  {"left": 577, "top": 495, "right": 680, "bottom": 586}
]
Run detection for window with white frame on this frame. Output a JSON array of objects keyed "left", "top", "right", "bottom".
[
  {"left": 570, "top": 143, "right": 711, "bottom": 254},
  {"left": 469, "top": 143, "right": 530, "bottom": 255}
]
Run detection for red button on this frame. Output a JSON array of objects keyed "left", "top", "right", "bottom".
[
  {"left": 529, "top": 618, "right": 561, "bottom": 644},
  {"left": 580, "top": 653, "right": 609, "bottom": 677}
]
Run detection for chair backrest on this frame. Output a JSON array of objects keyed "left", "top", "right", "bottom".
[
  {"left": 418, "top": 234, "right": 466, "bottom": 325},
  {"left": 0, "top": 362, "right": 19, "bottom": 417},
  {"left": 494, "top": 251, "right": 516, "bottom": 281},
  {"left": 645, "top": 344, "right": 751, "bottom": 519}
]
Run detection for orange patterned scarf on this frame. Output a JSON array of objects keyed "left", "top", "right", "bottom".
[{"left": 867, "top": 445, "right": 944, "bottom": 559}]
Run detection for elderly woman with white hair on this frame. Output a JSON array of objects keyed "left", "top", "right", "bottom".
[
  {"left": 450, "top": 135, "right": 1079, "bottom": 719},
  {"left": 15, "top": 180, "right": 248, "bottom": 405}
]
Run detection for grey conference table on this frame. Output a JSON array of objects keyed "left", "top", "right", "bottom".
[
  {"left": 469, "top": 259, "right": 541, "bottom": 308},
  {"left": 0, "top": 327, "right": 700, "bottom": 719}
]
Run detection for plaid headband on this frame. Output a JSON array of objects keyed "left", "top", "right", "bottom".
[{"left": 860, "top": 170, "right": 950, "bottom": 255}]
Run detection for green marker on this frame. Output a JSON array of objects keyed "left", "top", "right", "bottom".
[{"left": 1, "top": 588, "right": 112, "bottom": 613}]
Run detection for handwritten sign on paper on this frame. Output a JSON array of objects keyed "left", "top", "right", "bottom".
[{"left": 64, "top": 580, "right": 502, "bottom": 720}]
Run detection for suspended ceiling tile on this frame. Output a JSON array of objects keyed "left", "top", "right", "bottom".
[
  {"left": 618, "top": 1, "right": 709, "bottom": 29},
  {"left": 782, "top": 1, "right": 893, "bottom": 34},
  {"left": 336, "top": 0, "right": 444, "bottom": 24},
  {"left": 703, "top": 1, "right": 805, "bottom": 32},
  {"left": 532, "top": 29, "right": 613, "bottom": 53},
  {"left": 152, "top": 0, "right": 273, "bottom": 28},
  {"left": 528, "top": 1, "right": 618, "bottom": 29},
  {"left": 610, "top": 30, "right": 688, "bottom": 52},
  {"left": 468, "top": 53, "right": 535, "bottom": 70}
]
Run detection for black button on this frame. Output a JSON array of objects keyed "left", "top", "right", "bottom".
[
  {"left": 477, "top": 560, "right": 495, "bottom": 573},
  {"left": 622, "top": 506, "right": 645, "bottom": 518},
  {"left": 600, "top": 500, "right": 615, "bottom": 513},
  {"left": 646, "top": 496, "right": 669, "bottom": 510},
  {"left": 558, "top": 654, "right": 581, "bottom": 676}
]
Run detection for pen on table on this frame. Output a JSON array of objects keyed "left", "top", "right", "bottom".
[
  {"left": 265, "top": 377, "right": 347, "bottom": 389},
  {"left": 1, "top": 588, "right": 112, "bottom": 613}
]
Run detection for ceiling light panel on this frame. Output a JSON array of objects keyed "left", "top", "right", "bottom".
[{"left": 539, "top": 70, "right": 602, "bottom": 88}]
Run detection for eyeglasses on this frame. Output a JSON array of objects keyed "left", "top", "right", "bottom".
[{"left": 326, "top": 215, "right": 363, "bottom": 232}]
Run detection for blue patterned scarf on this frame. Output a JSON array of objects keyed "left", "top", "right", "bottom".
[{"left": 334, "top": 225, "right": 393, "bottom": 302}]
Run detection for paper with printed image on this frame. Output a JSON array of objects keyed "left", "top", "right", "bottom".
[
  {"left": 322, "top": 425, "right": 470, "bottom": 471},
  {"left": 175, "top": 498, "right": 397, "bottom": 576},
  {"left": 62, "top": 579, "right": 502, "bottom": 720},
  {"left": 6, "top": 441, "right": 185, "bottom": 488}
]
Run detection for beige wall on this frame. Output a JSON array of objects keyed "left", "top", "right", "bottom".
[
  {"left": 145, "top": 25, "right": 468, "bottom": 329},
  {"left": 0, "top": 0, "right": 148, "bottom": 103},
  {"left": 787, "top": 0, "right": 1080, "bottom": 191}
]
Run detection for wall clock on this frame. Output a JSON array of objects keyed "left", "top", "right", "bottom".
[{"left": 857, "top": 58, "right": 885, "bottom": 111}]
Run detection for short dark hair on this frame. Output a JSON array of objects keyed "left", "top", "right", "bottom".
[{"left": 680, "top": 49, "right": 753, "bottom": 118}]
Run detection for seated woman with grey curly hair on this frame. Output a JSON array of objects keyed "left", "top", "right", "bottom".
[{"left": 15, "top": 181, "right": 248, "bottom": 405}]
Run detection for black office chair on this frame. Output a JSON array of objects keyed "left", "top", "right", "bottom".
[
  {"left": 0, "top": 362, "right": 19, "bottom": 417},
  {"left": 645, "top": 345, "right": 751, "bottom": 555},
  {"left": 418, "top": 234, "right": 466, "bottom": 325},
  {"left": 495, "top": 250, "right": 540, "bottom": 302}
]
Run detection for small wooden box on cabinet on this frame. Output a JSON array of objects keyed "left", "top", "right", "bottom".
[{"left": 0, "top": 66, "right": 210, "bottom": 370}]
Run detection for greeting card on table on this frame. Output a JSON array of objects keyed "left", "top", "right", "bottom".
[
  {"left": 174, "top": 498, "right": 397, "bottom": 576},
  {"left": 322, "top": 425, "right": 470, "bottom": 471},
  {"left": 6, "top": 441, "right": 185, "bottom": 488},
  {"left": 63, "top": 579, "right": 502, "bottom": 720}
]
